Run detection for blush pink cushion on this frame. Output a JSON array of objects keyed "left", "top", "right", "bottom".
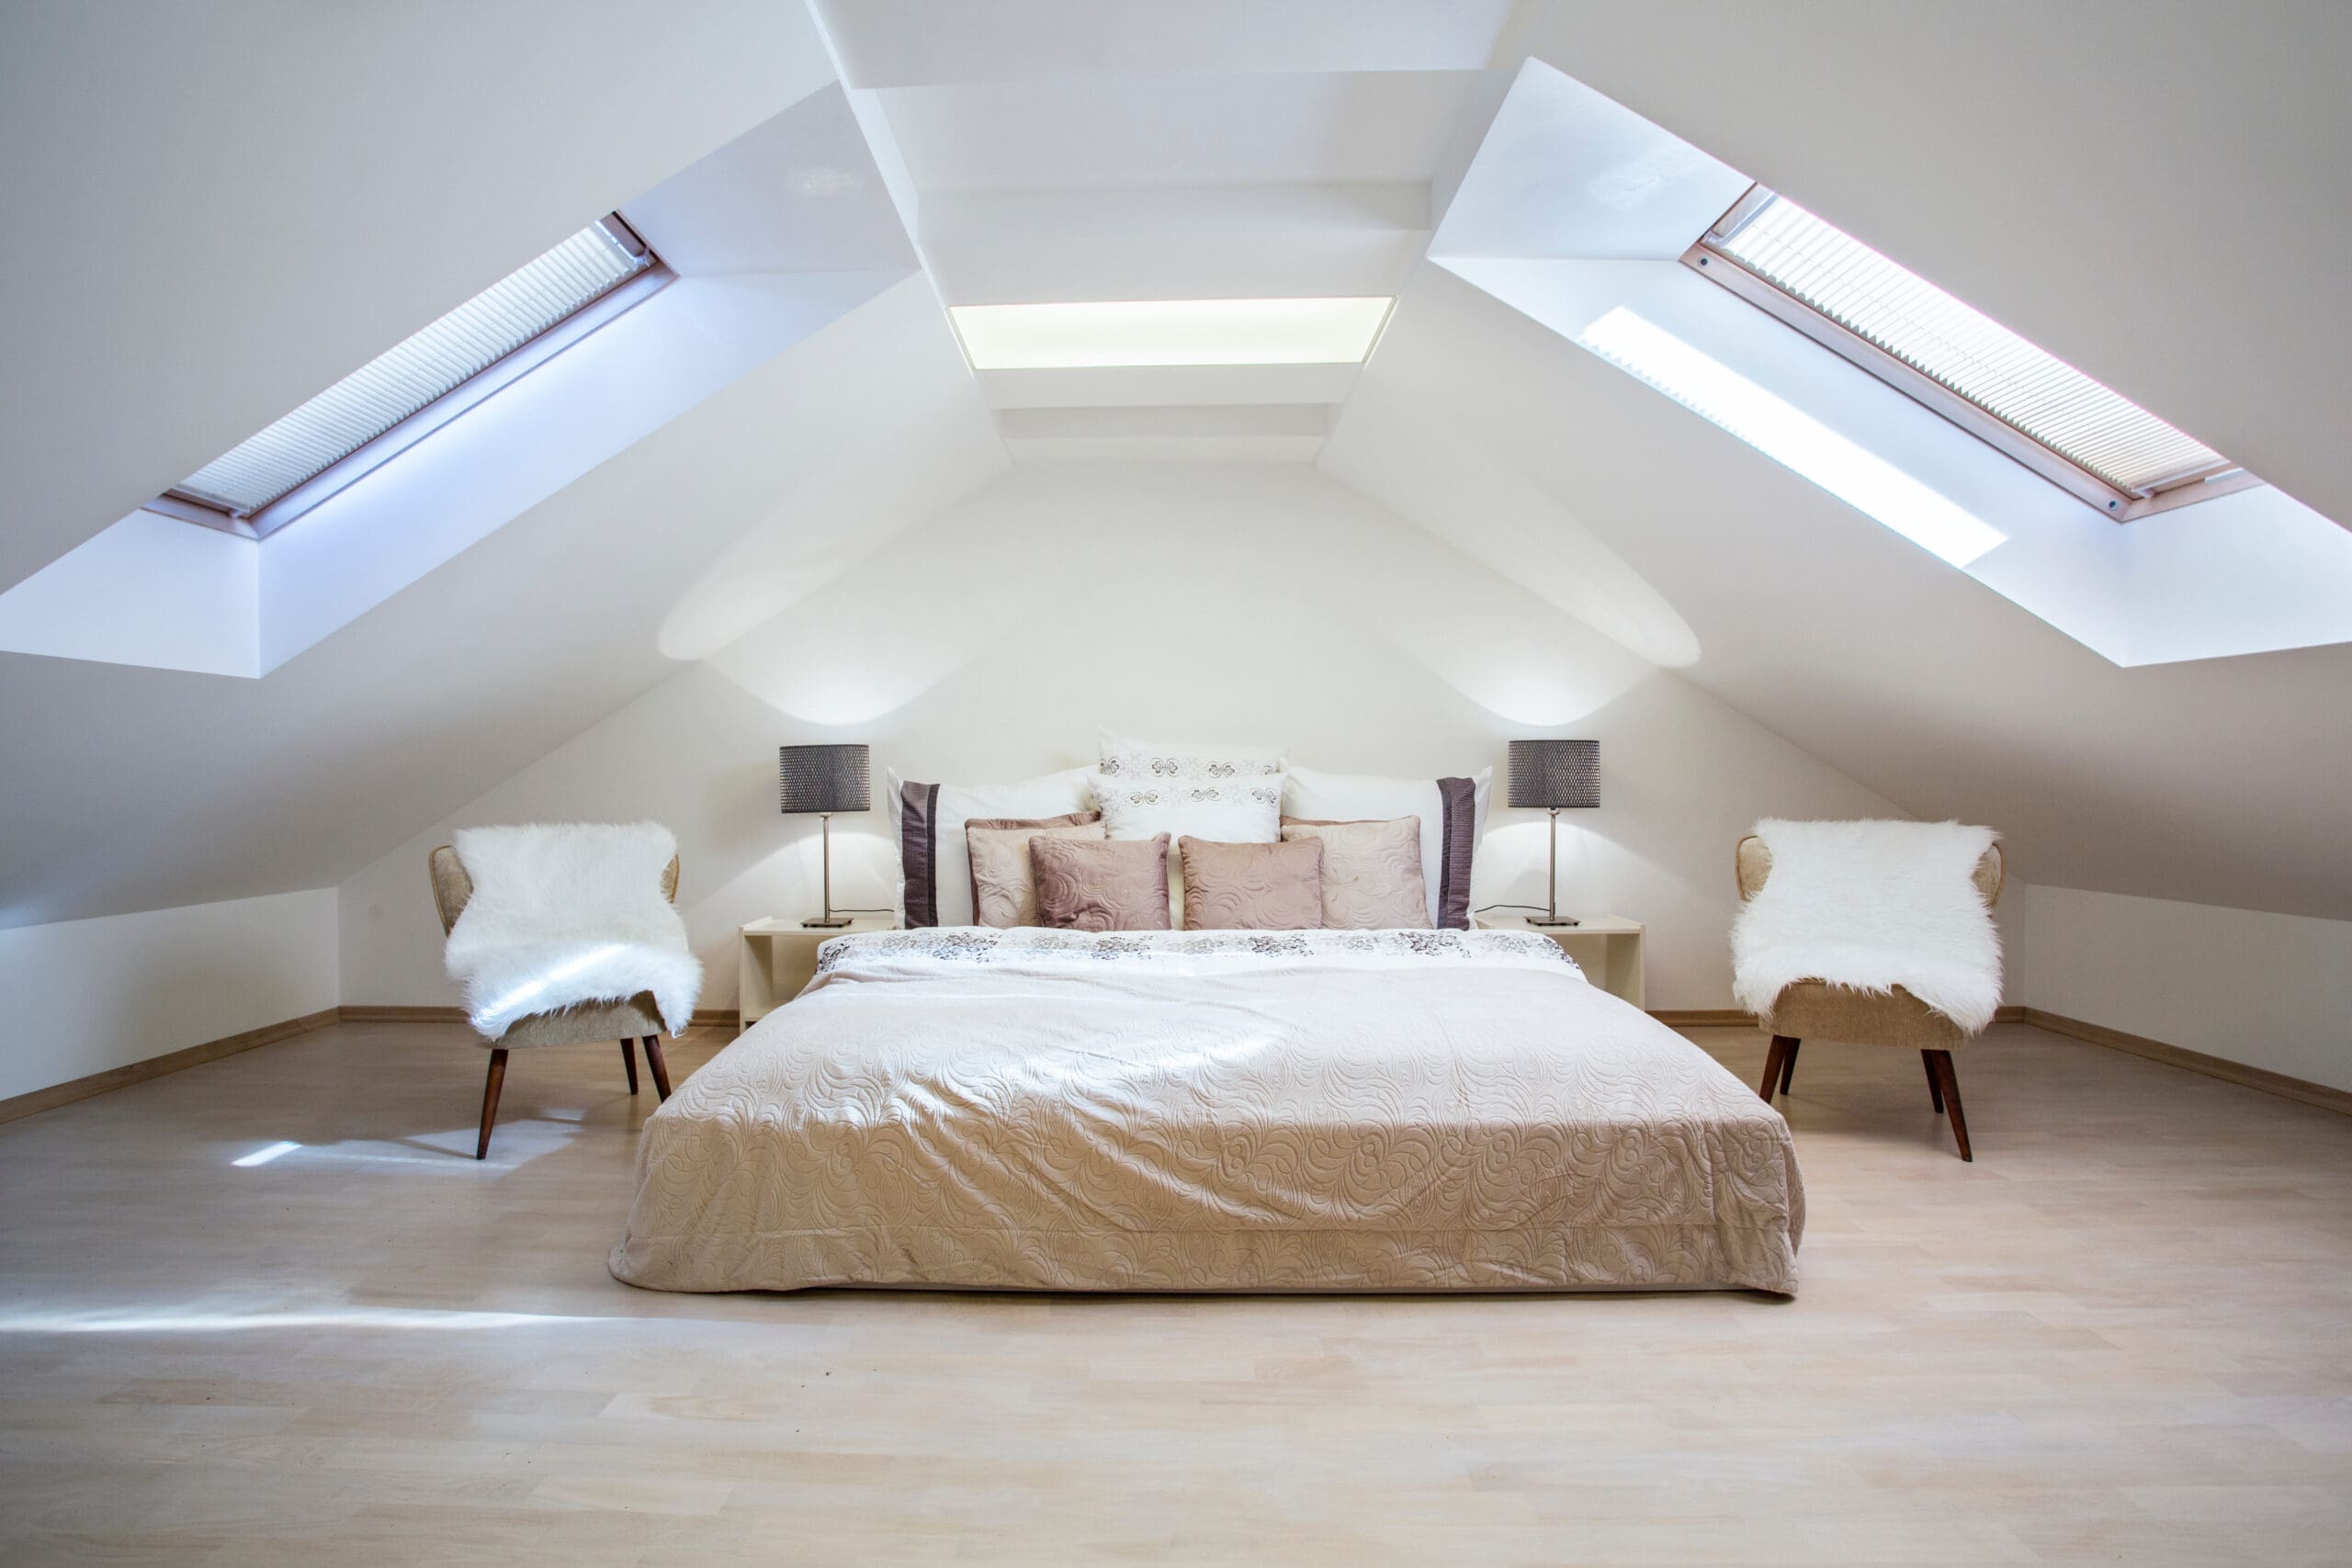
[
  {"left": 1179, "top": 837, "right": 1325, "bottom": 931},
  {"left": 967, "top": 818, "right": 1107, "bottom": 928},
  {"left": 1280, "top": 816, "right": 1430, "bottom": 930},
  {"left": 1031, "top": 833, "right": 1172, "bottom": 932}
]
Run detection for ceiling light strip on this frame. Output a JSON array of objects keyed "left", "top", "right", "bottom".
[{"left": 948, "top": 297, "right": 1396, "bottom": 370}]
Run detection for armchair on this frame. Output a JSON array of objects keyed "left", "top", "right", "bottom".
[
  {"left": 429, "top": 845, "right": 682, "bottom": 1159},
  {"left": 1736, "top": 835, "right": 2004, "bottom": 1160}
]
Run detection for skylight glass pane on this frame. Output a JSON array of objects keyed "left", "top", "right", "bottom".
[
  {"left": 172, "top": 220, "right": 651, "bottom": 517},
  {"left": 1713, "top": 195, "right": 2226, "bottom": 499}
]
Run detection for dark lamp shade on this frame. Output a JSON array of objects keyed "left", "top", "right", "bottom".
[
  {"left": 1509, "top": 739, "right": 1600, "bottom": 809},
  {"left": 779, "top": 743, "right": 870, "bottom": 815}
]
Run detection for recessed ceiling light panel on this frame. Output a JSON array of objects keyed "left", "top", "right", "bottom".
[{"left": 949, "top": 297, "right": 1396, "bottom": 370}]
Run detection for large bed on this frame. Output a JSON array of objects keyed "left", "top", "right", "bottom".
[{"left": 610, "top": 928, "right": 1804, "bottom": 1296}]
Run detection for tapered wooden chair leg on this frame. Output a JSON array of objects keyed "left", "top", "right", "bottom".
[
  {"left": 1758, "top": 1036, "right": 1795, "bottom": 1100},
  {"left": 641, "top": 1035, "right": 673, "bottom": 1100},
  {"left": 1923, "top": 1050, "right": 1944, "bottom": 1111},
  {"left": 476, "top": 1048, "right": 509, "bottom": 1160},
  {"left": 1928, "top": 1050, "right": 1972, "bottom": 1161},
  {"left": 1780, "top": 1040, "right": 1800, "bottom": 1095},
  {"left": 620, "top": 1038, "right": 639, "bottom": 1095}
]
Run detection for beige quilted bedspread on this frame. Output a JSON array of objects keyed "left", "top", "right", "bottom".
[{"left": 610, "top": 930, "right": 1804, "bottom": 1295}]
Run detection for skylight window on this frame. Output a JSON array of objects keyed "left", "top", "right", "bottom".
[
  {"left": 160, "top": 215, "right": 662, "bottom": 536},
  {"left": 1689, "top": 189, "right": 2253, "bottom": 520},
  {"left": 948, "top": 298, "right": 1396, "bottom": 370}
]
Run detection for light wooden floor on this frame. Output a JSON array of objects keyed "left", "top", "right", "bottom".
[{"left": 3, "top": 1018, "right": 2349, "bottom": 1566}]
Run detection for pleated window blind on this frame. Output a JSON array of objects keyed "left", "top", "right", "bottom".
[
  {"left": 170, "top": 217, "right": 653, "bottom": 521},
  {"left": 1706, "top": 193, "right": 2231, "bottom": 502}
]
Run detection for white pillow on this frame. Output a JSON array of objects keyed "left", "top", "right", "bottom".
[
  {"left": 1096, "top": 728, "right": 1284, "bottom": 782},
  {"left": 1282, "top": 766, "right": 1492, "bottom": 929},
  {"left": 1088, "top": 773, "right": 1283, "bottom": 843},
  {"left": 887, "top": 765, "right": 1095, "bottom": 928}
]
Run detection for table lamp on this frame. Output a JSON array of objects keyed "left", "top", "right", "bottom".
[
  {"left": 779, "top": 743, "right": 870, "bottom": 928},
  {"left": 1508, "top": 739, "right": 1600, "bottom": 927}
]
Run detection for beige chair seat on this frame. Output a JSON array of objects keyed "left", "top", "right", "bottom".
[
  {"left": 430, "top": 843, "right": 683, "bottom": 1157},
  {"left": 492, "top": 996, "right": 669, "bottom": 1050},
  {"left": 1758, "top": 981, "right": 1972, "bottom": 1053}
]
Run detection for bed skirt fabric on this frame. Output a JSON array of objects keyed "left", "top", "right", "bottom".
[{"left": 611, "top": 929, "right": 1804, "bottom": 1296}]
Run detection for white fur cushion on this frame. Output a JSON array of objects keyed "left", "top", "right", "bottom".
[
  {"left": 1731, "top": 818, "right": 2002, "bottom": 1033},
  {"left": 443, "top": 822, "right": 702, "bottom": 1040}
]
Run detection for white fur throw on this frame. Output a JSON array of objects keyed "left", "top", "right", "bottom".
[
  {"left": 444, "top": 822, "right": 702, "bottom": 1041},
  {"left": 1731, "top": 818, "right": 2002, "bottom": 1033}
]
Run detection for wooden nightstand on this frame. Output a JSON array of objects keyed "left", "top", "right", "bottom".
[
  {"left": 737, "top": 916, "right": 894, "bottom": 1033},
  {"left": 1475, "top": 913, "right": 1645, "bottom": 1009}
]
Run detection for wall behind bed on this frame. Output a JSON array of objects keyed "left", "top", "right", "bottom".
[{"left": 338, "top": 461, "right": 1913, "bottom": 1012}]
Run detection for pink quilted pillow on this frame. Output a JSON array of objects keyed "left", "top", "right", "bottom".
[{"left": 1179, "top": 837, "right": 1324, "bottom": 931}]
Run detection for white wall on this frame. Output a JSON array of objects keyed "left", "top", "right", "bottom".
[
  {"left": 339, "top": 461, "right": 1902, "bottom": 1011},
  {"left": 2018, "top": 885, "right": 2352, "bottom": 1093},
  {"left": 0, "top": 889, "right": 340, "bottom": 1102}
]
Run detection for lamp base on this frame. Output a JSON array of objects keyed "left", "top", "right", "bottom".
[
  {"left": 800, "top": 916, "right": 854, "bottom": 929},
  {"left": 1526, "top": 914, "right": 1581, "bottom": 927}
]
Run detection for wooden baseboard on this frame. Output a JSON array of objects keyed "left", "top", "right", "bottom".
[
  {"left": 335, "top": 1003, "right": 467, "bottom": 1023},
  {"left": 2019, "top": 1007, "right": 2352, "bottom": 1117},
  {"left": 0, "top": 1007, "right": 342, "bottom": 1125},
  {"left": 1652, "top": 1003, "right": 2345, "bottom": 1116}
]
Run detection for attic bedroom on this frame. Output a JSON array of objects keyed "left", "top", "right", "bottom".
[{"left": 3, "top": 3, "right": 2348, "bottom": 1562}]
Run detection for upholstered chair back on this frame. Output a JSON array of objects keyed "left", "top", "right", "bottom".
[
  {"left": 1735, "top": 836, "right": 2003, "bottom": 908},
  {"left": 427, "top": 844, "right": 682, "bottom": 937}
]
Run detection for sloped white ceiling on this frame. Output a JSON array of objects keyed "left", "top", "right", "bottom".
[
  {"left": 0, "top": 0, "right": 842, "bottom": 592},
  {"left": 2, "top": 0, "right": 2346, "bottom": 932}
]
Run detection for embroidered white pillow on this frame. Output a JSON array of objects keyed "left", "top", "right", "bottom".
[
  {"left": 1096, "top": 729, "right": 1285, "bottom": 782},
  {"left": 1088, "top": 773, "right": 1283, "bottom": 843}
]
